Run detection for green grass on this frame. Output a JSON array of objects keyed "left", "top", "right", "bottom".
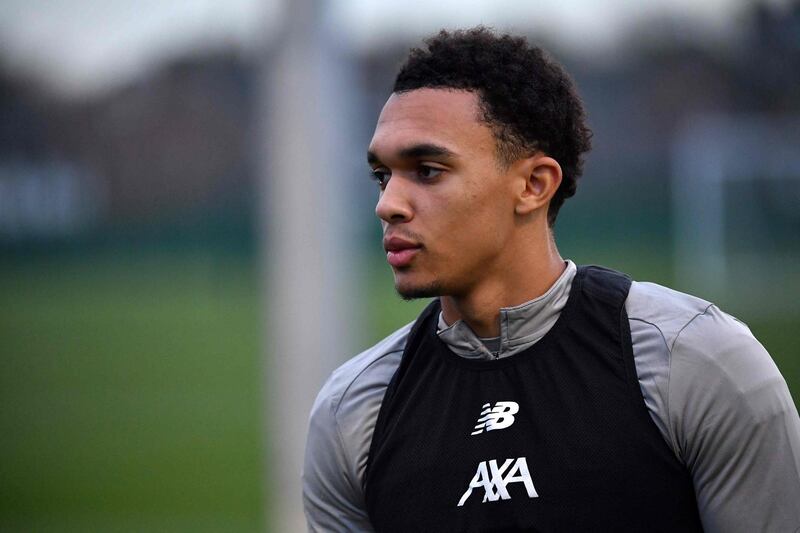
[
  {"left": 746, "top": 317, "right": 800, "bottom": 401},
  {"left": 0, "top": 251, "right": 264, "bottom": 532}
]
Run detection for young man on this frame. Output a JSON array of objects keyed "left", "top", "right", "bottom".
[{"left": 303, "top": 28, "right": 800, "bottom": 532}]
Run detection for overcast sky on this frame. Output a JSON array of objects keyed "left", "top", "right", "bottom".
[{"left": 0, "top": 0, "right": 785, "bottom": 96}]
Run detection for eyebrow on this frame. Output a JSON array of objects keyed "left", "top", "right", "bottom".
[{"left": 367, "top": 143, "right": 457, "bottom": 166}]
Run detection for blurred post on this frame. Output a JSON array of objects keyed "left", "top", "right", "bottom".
[
  {"left": 671, "top": 116, "right": 727, "bottom": 297},
  {"left": 257, "top": 0, "right": 359, "bottom": 530},
  {"left": 672, "top": 114, "right": 800, "bottom": 313}
]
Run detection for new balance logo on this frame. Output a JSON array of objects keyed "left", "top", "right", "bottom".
[
  {"left": 471, "top": 401, "right": 519, "bottom": 435},
  {"left": 457, "top": 457, "right": 538, "bottom": 506}
]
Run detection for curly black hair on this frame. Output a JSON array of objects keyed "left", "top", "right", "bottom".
[{"left": 393, "top": 27, "right": 592, "bottom": 226}]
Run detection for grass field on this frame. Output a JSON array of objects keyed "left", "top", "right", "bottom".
[
  {"left": 0, "top": 251, "right": 263, "bottom": 532},
  {"left": 1, "top": 248, "right": 797, "bottom": 531}
]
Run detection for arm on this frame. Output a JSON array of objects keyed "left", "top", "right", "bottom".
[
  {"left": 303, "top": 384, "right": 374, "bottom": 532},
  {"left": 302, "top": 325, "right": 410, "bottom": 532},
  {"left": 669, "top": 306, "right": 800, "bottom": 533}
]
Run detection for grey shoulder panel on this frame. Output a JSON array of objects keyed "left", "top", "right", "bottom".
[
  {"left": 627, "top": 281, "right": 800, "bottom": 532},
  {"left": 302, "top": 322, "right": 410, "bottom": 532},
  {"left": 626, "top": 280, "right": 713, "bottom": 347},
  {"left": 626, "top": 281, "right": 714, "bottom": 456}
]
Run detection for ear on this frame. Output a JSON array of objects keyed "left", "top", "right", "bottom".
[{"left": 512, "top": 154, "right": 562, "bottom": 217}]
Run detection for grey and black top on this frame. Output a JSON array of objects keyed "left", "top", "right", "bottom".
[{"left": 303, "top": 261, "right": 800, "bottom": 532}]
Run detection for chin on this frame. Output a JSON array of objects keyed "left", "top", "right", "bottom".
[{"left": 393, "top": 274, "right": 444, "bottom": 301}]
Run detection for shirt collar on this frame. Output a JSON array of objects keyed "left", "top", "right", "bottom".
[{"left": 436, "top": 260, "right": 577, "bottom": 360}]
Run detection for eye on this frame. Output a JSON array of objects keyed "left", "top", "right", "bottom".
[
  {"left": 418, "top": 165, "right": 444, "bottom": 181},
  {"left": 370, "top": 168, "right": 390, "bottom": 189}
]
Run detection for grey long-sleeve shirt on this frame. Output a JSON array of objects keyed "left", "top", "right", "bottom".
[{"left": 303, "top": 261, "right": 800, "bottom": 532}]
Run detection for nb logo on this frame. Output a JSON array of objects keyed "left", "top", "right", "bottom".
[
  {"left": 471, "top": 401, "right": 519, "bottom": 435},
  {"left": 457, "top": 457, "right": 538, "bottom": 507}
]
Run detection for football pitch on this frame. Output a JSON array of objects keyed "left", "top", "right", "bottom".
[
  {"left": 1, "top": 249, "right": 797, "bottom": 531},
  {"left": 0, "top": 252, "right": 263, "bottom": 532}
]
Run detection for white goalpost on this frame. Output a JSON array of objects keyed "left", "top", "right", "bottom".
[
  {"left": 258, "top": 1, "right": 361, "bottom": 529},
  {"left": 671, "top": 114, "right": 800, "bottom": 316}
]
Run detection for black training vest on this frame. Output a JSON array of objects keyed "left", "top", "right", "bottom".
[{"left": 365, "top": 266, "right": 703, "bottom": 532}]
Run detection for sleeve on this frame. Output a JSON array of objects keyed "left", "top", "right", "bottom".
[
  {"left": 668, "top": 306, "right": 800, "bottom": 533},
  {"left": 302, "top": 383, "right": 375, "bottom": 532}
]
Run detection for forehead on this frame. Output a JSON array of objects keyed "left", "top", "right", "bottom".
[{"left": 368, "top": 88, "right": 495, "bottom": 161}]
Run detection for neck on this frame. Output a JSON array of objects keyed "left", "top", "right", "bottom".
[{"left": 440, "top": 236, "right": 565, "bottom": 338}]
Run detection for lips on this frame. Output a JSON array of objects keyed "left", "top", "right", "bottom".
[{"left": 383, "top": 236, "right": 422, "bottom": 268}]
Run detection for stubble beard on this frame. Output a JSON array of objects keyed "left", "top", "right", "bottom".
[
  {"left": 393, "top": 275, "right": 444, "bottom": 301},
  {"left": 396, "top": 284, "right": 444, "bottom": 301}
]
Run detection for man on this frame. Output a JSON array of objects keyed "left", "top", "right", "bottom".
[{"left": 303, "top": 27, "right": 800, "bottom": 532}]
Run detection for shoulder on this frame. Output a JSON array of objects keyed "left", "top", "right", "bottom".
[
  {"left": 623, "top": 281, "right": 718, "bottom": 454},
  {"left": 303, "top": 322, "right": 413, "bottom": 529},
  {"left": 309, "top": 321, "right": 412, "bottom": 479},
  {"left": 626, "top": 284, "right": 800, "bottom": 531},
  {"left": 623, "top": 281, "right": 791, "bottom": 456},
  {"left": 624, "top": 278, "right": 782, "bottom": 408},
  {"left": 625, "top": 280, "right": 714, "bottom": 350},
  {"left": 666, "top": 298, "right": 788, "bottom": 444},
  {"left": 625, "top": 279, "right": 777, "bottom": 389},
  {"left": 625, "top": 279, "right": 794, "bottom": 456},
  {"left": 315, "top": 321, "right": 411, "bottom": 422}
]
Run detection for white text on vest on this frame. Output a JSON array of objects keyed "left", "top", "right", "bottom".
[{"left": 457, "top": 457, "right": 538, "bottom": 506}]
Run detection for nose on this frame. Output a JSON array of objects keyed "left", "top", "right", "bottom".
[{"left": 375, "top": 176, "right": 413, "bottom": 224}]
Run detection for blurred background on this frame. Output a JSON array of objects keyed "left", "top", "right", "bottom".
[{"left": 1, "top": 0, "right": 798, "bottom": 531}]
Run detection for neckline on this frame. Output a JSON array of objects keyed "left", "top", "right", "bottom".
[
  {"left": 436, "top": 260, "right": 576, "bottom": 359},
  {"left": 432, "top": 266, "right": 585, "bottom": 371}
]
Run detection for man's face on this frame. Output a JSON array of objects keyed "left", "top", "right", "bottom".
[{"left": 367, "top": 89, "right": 519, "bottom": 299}]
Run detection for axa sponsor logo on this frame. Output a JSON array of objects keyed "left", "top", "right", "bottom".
[
  {"left": 471, "top": 401, "right": 519, "bottom": 435},
  {"left": 457, "top": 457, "right": 538, "bottom": 506}
]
